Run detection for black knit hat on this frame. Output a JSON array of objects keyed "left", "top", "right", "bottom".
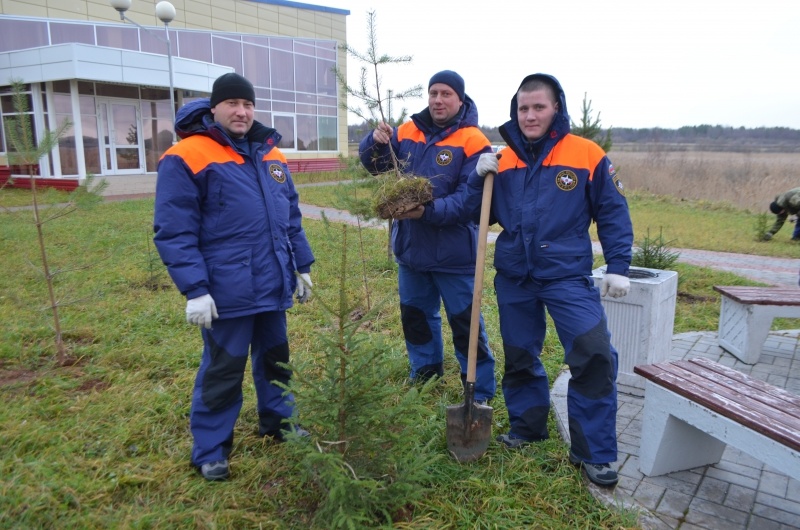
[
  {"left": 428, "top": 70, "right": 465, "bottom": 101},
  {"left": 769, "top": 200, "right": 783, "bottom": 215},
  {"left": 210, "top": 72, "right": 255, "bottom": 107}
]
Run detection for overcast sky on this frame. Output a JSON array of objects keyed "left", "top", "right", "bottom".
[{"left": 317, "top": 0, "right": 800, "bottom": 130}]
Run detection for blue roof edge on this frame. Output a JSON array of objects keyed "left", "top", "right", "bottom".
[{"left": 245, "top": 0, "right": 350, "bottom": 16}]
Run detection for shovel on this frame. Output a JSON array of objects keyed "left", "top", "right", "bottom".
[{"left": 446, "top": 169, "right": 495, "bottom": 463}]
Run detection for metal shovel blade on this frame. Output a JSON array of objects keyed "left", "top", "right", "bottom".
[{"left": 445, "top": 383, "right": 493, "bottom": 463}]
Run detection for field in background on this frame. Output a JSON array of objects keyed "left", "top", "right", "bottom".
[{"left": 610, "top": 150, "right": 800, "bottom": 212}]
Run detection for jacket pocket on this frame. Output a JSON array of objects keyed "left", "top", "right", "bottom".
[{"left": 208, "top": 249, "right": 255, "bottom": 311}]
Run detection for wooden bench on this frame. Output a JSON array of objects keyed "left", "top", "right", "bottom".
[
  {"left": 713, "top": 285, "right": 800, "bottom": 364},
  {"left": 634, "top": 358, "right": 800, "bottom": 479}
]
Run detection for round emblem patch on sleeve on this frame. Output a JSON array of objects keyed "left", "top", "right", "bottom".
[
  {"left": 269, "top": 163, "right": 287, "bottom": 183},
  {"left": 609, "top": 163, "right": 625, "bottom": 196},
  {"left": 612, "top": 174, "right": 625, "bottom": 196},
  {"left": 555, "top": 170, "right": 578, "bottom": 191},
  {"left": 435, "top": 149, "right": 454, "bottom": 166}
]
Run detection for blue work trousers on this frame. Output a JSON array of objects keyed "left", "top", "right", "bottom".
[
  {"left": 495, "top": 274, "right": 618, "bottom": 464},
  {"left": 190, "top": 311, "right": 295, "bottom": 467},
  {"left": 398, "top": 264, "right": 496, "bottom": 402}
]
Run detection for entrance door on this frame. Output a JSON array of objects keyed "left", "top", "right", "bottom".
[{"left": 97, "top": 99, "right": 143, "bottom": 175}]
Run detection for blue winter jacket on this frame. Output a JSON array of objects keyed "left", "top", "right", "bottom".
[
  {"left": 465, "top": 74, "right": 632, "bottom": 281},
  {"left": 359, "top": 96, "right": 493, "bottom": 274},
  {"left": 153, "top": 98, "right": 314, "bottom": 318}
]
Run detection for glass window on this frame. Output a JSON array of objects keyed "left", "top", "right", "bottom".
[
  {"left": 243, "top": 43, "right": 270, "bottom": 88},
  {"left": 178, "top": 31, "right": 211, "bottom": 63},
  {"left": 296, "top": 115, "right": 316, "bottom": 151},
  {"left": 270, "top": 49, "right": 294, "bottom": 91},
  {"left": 96, "top": 84, "right": 139, "bottom": 99},
  {"left": 50, "top": 22, "right": 95, "bottom": 46},
  {"left": 52, "top": 93, "right": 72, "bottom": 114},
  {"left": 295, "top": 40, "right": 315, "bottom": 56},
  {"left": 269, "top": 37, "right": 292, "bottom": 51},
  {"left": 317, "top": 58, "right": 337, "bottom": 96},
  {"left": 3, "top": 117, "right": 39, "bottom": 173},
  {"left": 52, "top": 80, "right": 71, "bottom": 94},
  {"left": 141, "top": 27, "right": 174, "bottom": 55},
  {"left": 57, "top": 115, "right": 78, "bottom": 176},
  {"left": 79, "top": 95, "right": 96, "bottom": 115},
  {"left": 272, "top": 90, "right": 295, "bottom": 103},
  {"left": 255, "top": 87, "right": 271, "bottom": 100},
  {"left": 273, "top": 101, "right": 294, "bottom": 113},
  {"left": 2, "top": 93, "right": 32, "bottom": 114},
  {"left": 77, "top": 81, "right": 96, "bottom": 96},
  {"left": 273, "top": 115, "right": 295, "bottom": 150},
  {"left": 318, "top": 116, "right": 337, "bottom": 151},
  {"left": 212, "top": 35, "right": 242, "bottom": 73},
  {"left": 316, "top": 40, "right": 337, "bottom": 60},
  {"left": 96, "top": 25, "right": 139, "bottom": 51},
  {"left": 81, "top": 113, "right": 101, "bottom": 175},
  {"left": 0, "top": 19, "right": 48, "bottom": 52},
  {"left": 295, "top": 54, "right": 316, "bottom": 94},
  {"left": 255, "top": 110, "right": 271, "bottom": 129},
  {"left": 140, "top": 87, "right": 170, "bottom": 104}
]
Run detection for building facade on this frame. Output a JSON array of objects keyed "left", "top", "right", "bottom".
[{"left": 0, "top": 0, "right": 349, "bottom": 188}]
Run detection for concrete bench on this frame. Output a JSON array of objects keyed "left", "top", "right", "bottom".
[
  {"left": 633, "top": 358, "right": 800, "bottom": 479},
  {"left": 713, "top": 285, "right": 800, "bottom": 364}
]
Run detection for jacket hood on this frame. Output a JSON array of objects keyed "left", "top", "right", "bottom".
[
  {"left": 411, "top": 93, "right": 480, "bottom": 134},
  {"left": 499, "top": 73, "right": 570, "bottom": 159},
  {"left": 174, "top": 98, "right": 281, "bottom": 146}
]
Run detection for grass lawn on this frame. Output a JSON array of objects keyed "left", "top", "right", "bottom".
[{"left": 0, "top": 180, "right": 796, "bottom": 529}]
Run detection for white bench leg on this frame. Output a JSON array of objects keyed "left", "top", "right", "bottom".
[
  {"left": 717, "top": 299, "right": 772, "bottom": 364},
  {"left": 638, "top": 383, "right": 726, "bottom": 476}
]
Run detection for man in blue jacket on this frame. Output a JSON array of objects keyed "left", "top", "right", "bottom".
[
  {"left": 359, "top": 70, "right": 497, "bottom": 404},
  {"left": 154, "top": 72, "right": 315, "bottom": 481},
  {"left": 466, "top": 73, "right": 633, "bottom": 486}
]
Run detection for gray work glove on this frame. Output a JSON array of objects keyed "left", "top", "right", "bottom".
[
  {"left": 476, "top": 152, "right": 499, "bottom": 177},
  {"left": 186, "top": 294, "right": 218, "bottom": 329},
  {"left": 296, "top": 272, "right": 312, "bottom": 304},
  {"left": 601, "top": 273, "right": 630, "bottom": 298}
]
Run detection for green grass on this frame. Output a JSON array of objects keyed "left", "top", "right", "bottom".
[{"left": 0, "top": 185, "right": 795, "bottom": 529}]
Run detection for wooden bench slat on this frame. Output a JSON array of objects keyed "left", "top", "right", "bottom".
[
  {"left": 634, "top": 360, "right": 800, "bottom": 452},
  {"left": 639, "top": 370, "right": 800, "bottom": 452},
  {"left": 713, "top": 285, "right": 800, "bottom": 306},
  {"left": 648, "top": 362, "right": 800, "bottom": 434},
  {"left": 687, "top": 358, "right": 800, "bottom": 413},
  {"left": 636, "top": 358, "right": 800, "bottom": 414}
]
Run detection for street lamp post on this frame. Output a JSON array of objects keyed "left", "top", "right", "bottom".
[{"left": 109, "top": 0, "right": 178, "bottom": 144}]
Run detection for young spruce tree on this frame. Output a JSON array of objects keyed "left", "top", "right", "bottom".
[
  {"left": 282, "top": 223, "right": 440, "bottom": 528},
  {"left": 3, "top": 79, "right": 107, "bottom": 365}
]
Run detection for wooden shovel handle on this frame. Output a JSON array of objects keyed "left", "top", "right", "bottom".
[{"left": 466, "top": 171, "right": 494, "bottom": 384}]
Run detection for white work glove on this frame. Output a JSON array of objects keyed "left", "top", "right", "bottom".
[
  {"left": 296, "top": 272, "right": 312, "bottom": 304},
  {"left": 186, "top": 294, "right": 218, "bottom": 329},
  {"left": 600, "top": 273, "right": 630, "bottom": 298},
  {"left": 476, "top": 153, "right": 499, "bottom": 177}
]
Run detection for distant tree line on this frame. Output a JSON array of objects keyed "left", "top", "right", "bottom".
[{"left": 348, "top": 122, "right": 800, "bottom": 153}]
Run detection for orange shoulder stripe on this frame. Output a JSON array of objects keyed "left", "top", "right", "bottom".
[
  {"left": 396, "top": 122, "right": 424, "bottom": 143},
  {"left": 497, "top": 148, "right": 524, "bottom": 172},
  {"left": 263, "top": 147, "right": 287, "bottom": 164},
  {"left": 544, "top": 135, "right": 606, "bottom": 180},
  {"left": 164, "top": 136, "right": 244, "bottom": 174}
]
